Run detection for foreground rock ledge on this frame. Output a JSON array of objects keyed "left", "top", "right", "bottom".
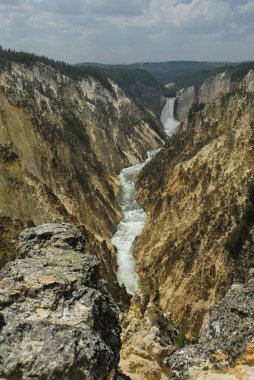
[
  {"left": 0, "top": 223, "right": 121, "bottom": 380},
  {"left": 168, "top": 269, "right": 254, "bottom": 380}
]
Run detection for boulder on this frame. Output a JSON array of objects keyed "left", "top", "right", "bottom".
[
  {"left": 168, "top": 270, "right": 254, "bottom": 379},
  {"left": 0, "top": 223, "right": 121, "bottom": 379}
]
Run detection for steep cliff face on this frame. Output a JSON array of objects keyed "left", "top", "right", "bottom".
[
  {"left": 198, "top": 72, "right": 234, "bottom": 104},
  {"left": 175, "top": 71, "right": 244, "bottom": 122},
  {"left": 0, "top": 61, "right": 164, "bottom": 269},
  {"left": 0, "top": 223, "right": 122, "bottom": 380},
  {"left": 175, "top": 86, "right": 196, "bottom": 122},
  {"left": 241, "top": 69, "right": 254, "bottom": 92},
  {"left": 134, "top": 71, "right": 254, "bottom": 341},
  {"left": 127, "top": 82, "right": 166, "bottom": 118}
]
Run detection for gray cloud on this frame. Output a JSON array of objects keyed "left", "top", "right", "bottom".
[
  {"left": 85, "top": 0, "right": 151, "bottom": 16},
  {"left": 238, "top": 0, "right": 254, "bottom": 13},
  {"left": 0, "top": 0, "right": 253, "bottom": 63},
  {"left": 0, "top": 0, "right": 23, "bottom": 5}
]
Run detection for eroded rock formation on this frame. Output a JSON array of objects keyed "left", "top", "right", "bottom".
[
  {"left": 169, "top": 269, "right": 254, "bottom": 379},
  {"left": 0, "top": 223, "right": 122, "bottom": 379},
  {"left": 119, "top": 290, "right": 178, "bottom": 380},
  {"left": 134, "top": 71, "right": 254, "bottom": 343},
  {"left": 0, "top": 60, "right": 164, "bottom": 271},
  {"left": 175, "top": 86, "right": 196, "bottom": 122}
]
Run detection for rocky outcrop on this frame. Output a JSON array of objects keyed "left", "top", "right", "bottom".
[
  {"left": 119, "top": 290, "right": 178, "bottom": 380},
  {"left": 175, "top": 86, "right": 196, "bottom": 121},
  {"left": 168, "top": 269, "right": 254, "bottom": 379},
  {"left": 175, "top": 69, "right": 254, "bottom": 124},
  {"left": 241, "top": 69, "right": 254, "bottom": 93},
  {"left": 0, "top": 223, "right": 122, "bottom": 380},
  {"left": 0, "top": 60, "right": 164, "bottom": 270},
  {"left": 198, "top": 69, "right": 254, "bottom": 106},
  {"left": 198, "top": 72, "right": 234, "bottom": 104},
  {"left": 174, "top": 73, "right": 232, "bottom": 123},
  {"left": 134, "top": 81, "right": 254, "bottom": 341}
]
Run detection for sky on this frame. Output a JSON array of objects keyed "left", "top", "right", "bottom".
[{"left": 0, "top": 0, "right": 253, "bottom": 64}]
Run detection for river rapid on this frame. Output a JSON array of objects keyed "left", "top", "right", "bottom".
[{"left": 111, "top": 98, "right": 180, "bottom": 294}]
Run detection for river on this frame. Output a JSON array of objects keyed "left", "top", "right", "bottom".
[{"left": 111, "top": 98, "right": 180, "bottom": 294}]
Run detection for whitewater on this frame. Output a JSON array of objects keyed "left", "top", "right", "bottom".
[{"left": 111, "top": 98, "right": 180, "bottom": 294}]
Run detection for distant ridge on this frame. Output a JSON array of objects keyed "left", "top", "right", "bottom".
[{"left": 75, "top": 60, "right": 236, "bottom": 95}]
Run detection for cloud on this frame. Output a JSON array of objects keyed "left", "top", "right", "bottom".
[
  {"left": 238, "top": 0, "right": 254, "bottom": 13},
  {"left": 0, "top": 0, "right": 253, "bottom": 64},
  {"left": 141, "top": 0, "right": 232, "bottom": 28},
  {"left": 169, "top": 0, "right": 231, "bottom": 27},
  {"left": 84, "top": 0, "right": 150, "bottom": 17},
  {"left": 33, "top": 0, "right": 85, "bottom": 15},
  {"left": 18, "top": 0, "right": 151, "bottom": 17},
  {"left": 103, "top": 0, "right": 232, "bottom": 31},
  {"left": 0, "top": 0, "right": 23, "bottom": 5}
]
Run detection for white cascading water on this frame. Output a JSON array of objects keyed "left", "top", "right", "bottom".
[
  {"left": 111, "top": 98, "right": 179, "bottom": 295},
  {"left": 160, "top": 98, "right": 180, "bottom": 136}
]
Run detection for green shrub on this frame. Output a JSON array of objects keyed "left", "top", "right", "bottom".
[
  {"left": 242, "top": 202, "right": 254, "bottom": 224},
  {"left": 225, "top": 220, "right": 248, "bottom": 259},
  {"left": 230, "top": 61, "right": 254, "bottom": 81},
  {"left": 225, "top": 182, "right": 254, "bottom": 259},
  {"left": 248, "top": 182, "right": 254, "bottom": 204},
  {"left": 0, "top": 47, "right": 114, "bottom": 94},
  {"left": 62, "top": 112, "right": 90, "bottom": 147},
  {"left": 188, "top": 102, "right": 205, "bottom": 122}
]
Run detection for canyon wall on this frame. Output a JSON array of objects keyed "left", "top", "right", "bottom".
[
  {"left": 0, "top": 61, "right": 164, "bottom": 270},
  {"left": 175, "top": 86, "right": 196, "bottom": 121},
  {"left": 1, "top": 57, "right": 254, "bottom": 379},
  {"left": 175, "top": 71, "right": 244, "bottom": 122},
  {"left": 134, "top": 71, "right": 254, "bottom": 343}
]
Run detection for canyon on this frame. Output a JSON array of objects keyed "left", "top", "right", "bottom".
[
  {"left": 120, "top": 70, "right": 254, "bottom": 378},
  {"left": 0, "top": 59, "right": 164, "bottom": 292},
  {"left": 0, "top": 53, "right": 253, "bottom": 380},
  {"left": 135, "top": 70, "right": 254, "bottom": 337}
]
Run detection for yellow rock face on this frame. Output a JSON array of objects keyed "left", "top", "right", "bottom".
[
  {"left": 135, "top": 91, "right": 254, "bottom": 340},
  {"left": 119, "top": 291, "right": 176, "bottom": 380},
  {"left": 0, "top": 62, "right": 163, "bottom": 270},
  {"left": 236, "top": 341, "right": 254, "bottom": 366}
]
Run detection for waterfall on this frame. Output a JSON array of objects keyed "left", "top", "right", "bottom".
[
  {"left": 111, "top": 99, "right": 179, "bottom": 295},
  {"left": 160, "top": 98, "right": 180, "bottom": 136}
]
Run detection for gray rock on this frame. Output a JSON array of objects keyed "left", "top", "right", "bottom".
[
  {"left": 168, "top": 272, "right": 254, "bottom": 379},
  {"left": 0, "top": 223, "right": 121, "bottom": 379}
]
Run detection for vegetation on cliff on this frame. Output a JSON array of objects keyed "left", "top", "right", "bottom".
[
  {"left": 225, "top": 183, "right": 254, "bottom": 259},
  {"left": 0, "top": 45, "right": 254, "bottom": 379},
  {"left": 0, "top": 47, "right": 165, "bottom": 117},
  {"left": 134, "top": 76, "right": 254, "bottom": 343},
  {"left": 77, "top": 60, "right": 230, "bottom": 96},
  {"left": 0, "top": 46, "right": 114, "bottom": 93},
  {"left": 228, "top": 61, "right": 254, "bottom": 81},
  {"left": 0, "top": 53, "right": 164, "bottom": 301}
]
